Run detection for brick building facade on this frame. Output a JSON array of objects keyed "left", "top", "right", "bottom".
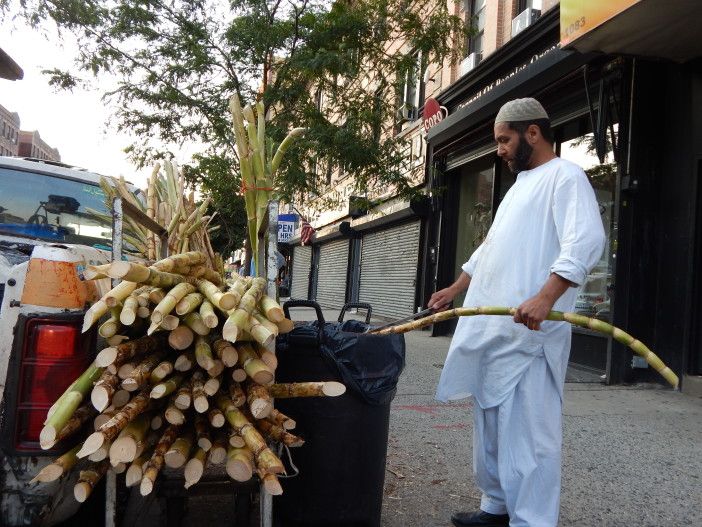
[
  {"left": 0, "top": 103, "right": 20, "bottom": 157},
  {"left": 17, "top": 130, "right": 61, "bottom": 162}
]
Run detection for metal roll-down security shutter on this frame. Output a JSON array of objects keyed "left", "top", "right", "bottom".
[
  {"left": 290, "top": 245, "right": 312, "bottom": 300},
  {"left": 358, "top": 221, "right": 421, "bottom": 318},
  {"left": 315, "top": 239, "right": 349, "bottom": 309}
]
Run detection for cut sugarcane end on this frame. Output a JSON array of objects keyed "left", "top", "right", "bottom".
[
  {"left": 88, "top": 445, "right": 109, "bottom": 462},
  {"left": 110, "top": 437, "right": 138, "bottom": 463},
  {"left": 165, "top": 408, "right": 185, "bottom": 425},
  {"left": 164, "top": 451, "right": 188, "bottom": 469},
  {"left": 222, "top": 322, "right": 239, "bottom": 343},
  {"left": 252, "top": 370, "right": 274, "bottom": 385},
  {"left": 112, "top": 390, "right": 130, "bottom": 408},
  {"left": 184, "top": 460, "right": 204, "bottom": 487},
  {"left": 91, "top": 389, "right": 110, "bottom": 413},
  {"left": 95, "top": 348, "right": 118, "bottom": 368},
  {"left": 120, "top": 311, "right": 137, "bottom": 326},
  {"left": 74, "top": 482, "right": 92, "bottom": 502},
  {"left": 39, "top": 426, "right": 57, "bottom": 450},
  {"left": 150, "top": 385, "right": 168, "bottom": 399},
  {"left": 125, "top": 465, "right": 143, "bottom": 487},
  {"left": 323, "top": 382, "right": 346, "bottom": 397},
  {"left": 30, "top": 463, "right": 64, "bottom": 483},
  {"left": 107, "top": 261, "right": 135, "bottom": 279},
  {"left": 261, "top": 473, "right": 283, "bottom": 495},
  {"left": 194, "top": 397, "right": 209, "bottom": 414},
  {"left": 232, "top": 369, "right": 247, "bottom": 383},
  {"left": 207, "top": 360, "right": 225, "bottom": 378},
  {"left": 219, "top": 293, "right": 238, "bottom": 311},
  {"left": 140, "top": 478, "right": 154, "bottom": 496},
  {"left": 77, "top": 432, "right": 105, "bottom": 458},
  {"left": 121, "top": 379, "right": 139, "bottom": 392},
  {"left": 249, "top": 400, "right": 272, "bottom": 419},
  {"left": 169, "top": 326, "right": 194, "bottom": 350},
  {"left": 226, "top": 459, "right": 252, "bottom": 482},
  {"left": 228, "top": 435, "right": 245, "bottom": 448}
]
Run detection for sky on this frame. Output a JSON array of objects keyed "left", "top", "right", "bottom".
[{"left": 1, "top": 19, "right": 156, "bottom": 189}]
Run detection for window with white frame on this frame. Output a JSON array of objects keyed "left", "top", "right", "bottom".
[
  {"left": 396, "top": 50, "right": 424, "bottom": 130},
  {"left": 518, "top": 0, "right": 542, "bottom": 11},
  {"left": 314, "top": 87, "right": 324, "bottom": 112},
  {"left": 466, "top": 0, "right": 486, "bottom": 57}
]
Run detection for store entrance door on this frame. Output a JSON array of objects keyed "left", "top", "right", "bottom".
[{"left": 434, "top": 155, "right": 499, "bottom": 335}]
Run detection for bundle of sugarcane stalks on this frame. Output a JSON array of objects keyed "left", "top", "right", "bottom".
[
  {"left": 88, "top": 160, "right": 221, "bottom": 271},
  {"left": 32, "top": 250, "right": 346, "bottom": 503},
  {"left": 229, "top": 93, "right": 305, "bottom": 276}
]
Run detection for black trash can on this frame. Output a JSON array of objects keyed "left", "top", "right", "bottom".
[{"left": 273, "top": 301, "right": 405, "bottom": 527}]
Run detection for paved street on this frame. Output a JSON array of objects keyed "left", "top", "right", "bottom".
[{"left": 290, "top": 306, "right": 702, "bottom": 527}]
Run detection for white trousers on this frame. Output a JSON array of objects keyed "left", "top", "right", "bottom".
[{"left": 472, "top": 355, "right": 563, "bottom": 527}]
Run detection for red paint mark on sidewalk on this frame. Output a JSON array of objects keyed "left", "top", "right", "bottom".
[
  {"left": 395, "top": 405, "right": 439, "bottom": 415},
  {"left": 432, "top": 423, "right": 468, "bottom": 430},
  {"left": 394, "top": 402, "right": 472, "bottom": 416}
]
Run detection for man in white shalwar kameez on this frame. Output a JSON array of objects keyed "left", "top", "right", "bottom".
[{"left": 429, "top": 98, "right": 606, "bottom": 527}]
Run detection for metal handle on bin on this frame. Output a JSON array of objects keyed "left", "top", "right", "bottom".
[
  {"left": 338, "top": 302, "right": 372, "bottom": 324},
  {"left": 282, "top": 299, "right": 325, "bottom": 325}
]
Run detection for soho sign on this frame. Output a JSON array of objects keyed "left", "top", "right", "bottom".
[{"left": 423, "top": 98, "right": 448, "bottom": 133}]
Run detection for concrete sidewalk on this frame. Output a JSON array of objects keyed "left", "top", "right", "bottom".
[{"left": 288, "top": 306, "right": 702, "bottom": 527}]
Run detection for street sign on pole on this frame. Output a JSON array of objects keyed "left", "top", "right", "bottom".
[{"left": 277, "top": 213, "right": 297, "bottom": 243}]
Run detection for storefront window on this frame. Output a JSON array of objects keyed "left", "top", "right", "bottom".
[
  {"left": 454, "top": 156, "right": 494, "bottom": 305},
  {"left": 559, "top": 126, "right": 618, "bottom": 322}
]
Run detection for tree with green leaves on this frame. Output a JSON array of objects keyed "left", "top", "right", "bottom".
[{"left": 3, "top": 0, "right": 467, "bottom": 256}]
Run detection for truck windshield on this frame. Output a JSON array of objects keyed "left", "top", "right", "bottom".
[{"left": 0, "top": 167, "right": 112, "bottom": 246}]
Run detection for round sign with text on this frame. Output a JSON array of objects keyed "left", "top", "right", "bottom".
[{"left": 423, "top": 98, "right": 447, "bottom": 133}]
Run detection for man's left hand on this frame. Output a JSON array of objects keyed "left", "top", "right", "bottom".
[{"left": 514, "top": 294, "right": 555, "bottom": 331}]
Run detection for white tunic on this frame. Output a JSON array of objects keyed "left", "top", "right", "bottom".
[{"left": 436, "top": 157, "right": 606, "bottom": 408}]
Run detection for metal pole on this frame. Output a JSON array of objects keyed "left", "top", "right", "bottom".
[
  {"left": 105, "top": 470, "right": 117, "bottom": 527},
  {"left": 260, "top": 199, "right": 279, "bottom": 526},
  {"left": 260, "top": 489, "right": 273, "bottom": 527},
  {"left": 160, "top": 231, "right": 169, "bottom": 258},
  {"left": 266, "top": 200, "right": 280, "bottom": 298},
  {"left": 111, "top": 197, "right": 123, "bottom": 288}
]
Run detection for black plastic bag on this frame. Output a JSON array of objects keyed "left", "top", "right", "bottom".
[
  {"left": 320, "top": 320, "right": 405, "bottom": 406},
  {"left": 277, "top": 301, "right": 405, "bottom": 406}
]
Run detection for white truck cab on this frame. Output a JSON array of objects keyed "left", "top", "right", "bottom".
[{"left": 0, "top": 156, "right": 130, "bottom": 525}]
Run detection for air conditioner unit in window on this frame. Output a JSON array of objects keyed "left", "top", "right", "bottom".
[
  {"left": 396, "top": 104, "right": 418, "bottom": 124},
  {"left": 511, "top": 8, "right": 541, "bottom": 37},
  {"left": 459, "top": 52, "right": 482, "bottom": 77}
]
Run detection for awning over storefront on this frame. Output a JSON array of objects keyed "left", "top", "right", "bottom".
[
  {"left": 426, "top": 47, "right": 591, "bottom": 148},
  {"left": 561, "top": 0, "right": 702, "bottom": 63},
  {"left": 0, "top": 48, "right": 23, "bottom": 80}
]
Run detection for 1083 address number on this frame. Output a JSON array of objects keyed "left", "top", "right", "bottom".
[{"left": 563, "top": 17, "right": 587, "bottom": 37}]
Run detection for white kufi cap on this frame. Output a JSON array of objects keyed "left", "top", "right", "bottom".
[{"left": 495, "top": 98, "right": 549, "bottom": 123}]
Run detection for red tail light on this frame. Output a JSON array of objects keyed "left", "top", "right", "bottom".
[{"left": 14, "top": 317, "right": 92, "bottom": 452}]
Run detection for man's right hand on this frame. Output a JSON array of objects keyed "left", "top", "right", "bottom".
[{"left": 428, "top": 287, "right": 455, "bottom": 312}]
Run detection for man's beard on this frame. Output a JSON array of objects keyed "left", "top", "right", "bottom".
[{"left": 510, "top": 134, "right": 533, "bottom": 174}]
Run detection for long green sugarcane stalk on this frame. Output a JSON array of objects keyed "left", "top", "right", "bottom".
[
  {"left": 229, "top": 92, "right": 305, "bottom": 277},
  {"left": 371, "top": 307, "right": 679, "bottom": 389},
  {"left": 41, "top": 363, "right": 105, "bottom": 447}
]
